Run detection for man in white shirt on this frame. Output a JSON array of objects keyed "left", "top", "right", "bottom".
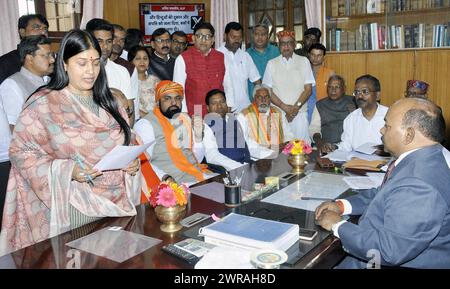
[
  {"left": 263, "top": 30, "right": 315, "bottom": 143},
  {"left": 86, "top": 19, "right": 134, "bottom": 108},
  {"left": 217, "top": 22, "right": 261, "bottom": 113},
  {"left": 0, "top": 35, "right": 53, "bottom": 131},
  {"left": 203, "top": 89, "right": 251, "bottom": 171},
  {"left": 238, "top": 84, "right": 294, "bottom": 159},
  {"left": 321, "top": 75, "right": 388, "bottom": 153}
]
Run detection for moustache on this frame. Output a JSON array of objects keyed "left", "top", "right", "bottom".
[
  {"left": 356, "top": 99, "right": 366, "bottom": 106},
  {"left": 162, "top": 46, "right": 170, "bottom": 50}
]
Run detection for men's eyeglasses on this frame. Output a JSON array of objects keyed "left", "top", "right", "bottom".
[
  {"left": 195, "top": 34, "right": 213, "bottom": 41},
  {"left": 35, "top": 52, "right": 56, "bottom": 60},
  {"left": 352, "top": 88, "right": 375, "bottom": 96},
  {"left": 172, "top": 39, "right": 187, "bottom": 46},
  {"left": 154, "top": 38, "right": 172, "bottom": 44},
  {"left": 279, "top": 41, "right": 294, "bottom": 47},
  {"left": 31, "top": 24, "right": 48, "bottom": 33}
]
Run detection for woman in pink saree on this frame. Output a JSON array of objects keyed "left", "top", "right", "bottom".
[{"left": 0, "top": 30, "right": 141, "bottom": 255}]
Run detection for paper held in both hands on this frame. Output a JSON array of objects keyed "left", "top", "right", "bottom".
[
  {"left": 262, "top": 171, "right": 350, "bottom": 212},
  {"left": 199, "top": 213, "right": 299, "bottom": 252},
  {"left": 93, "top": 142, "right": 153, "bottom": 171}
]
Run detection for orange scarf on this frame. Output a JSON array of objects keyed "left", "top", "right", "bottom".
[
  {"left": 153, "top": 106, "right": 206, "bottom": 182},
  {"left": 246, "top": 103, "right": 283, "bottom": 146}
]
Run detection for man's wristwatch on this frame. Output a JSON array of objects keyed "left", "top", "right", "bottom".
[{"left": 296, "top": 101, "right": 302, "bottom": 107}]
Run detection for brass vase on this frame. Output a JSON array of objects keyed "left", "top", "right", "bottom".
[
  {"left": 154, "top": 205, "right": 187, "bottom": 233},
  {"left": 287, "top": 153, "right": 307, "bottom": 174}
]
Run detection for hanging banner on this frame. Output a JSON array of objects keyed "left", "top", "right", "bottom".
[{"left": 139, "top": 3, "right": 206, "bottom": 45}]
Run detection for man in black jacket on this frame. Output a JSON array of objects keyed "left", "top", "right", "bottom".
[
  {"left": 0, "top": 14, "right": 48, "bottom": 85},
  {"left": 148, "top": 28, "right": 176, "bottom": 80}
]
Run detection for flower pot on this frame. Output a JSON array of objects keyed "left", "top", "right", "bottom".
[
  {"left": 154, "top": 204, "right": 187, "bottom": 233},
  {"left": 287, "top": 153, "right": 307, "bottom": 174}
]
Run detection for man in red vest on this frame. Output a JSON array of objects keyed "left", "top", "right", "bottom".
[{"left": 173, "top": 22, "right": 233, "bottom": 117}]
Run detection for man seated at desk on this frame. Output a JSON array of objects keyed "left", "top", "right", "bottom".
[
  {"left": 203, "top": 89, "right": 251, "bottom": 171},
  {"left": 237, "top": 84, "right": 294, "bottom": 159},
  {"left": 316, "top": 98, "right": 450, "bottom": 268},
  {"left": 309, "top": 75, "right": 356, "bottom": 154},
  {"left": 320, "top": 75, "right": 388, "bottom": 154},
  {"left": 134, "top": 80, "right": 211, "bottom": 184}
]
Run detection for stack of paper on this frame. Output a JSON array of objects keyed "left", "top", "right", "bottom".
[{"left": 199, "top": 213, "right": 299, "bottom": 252}]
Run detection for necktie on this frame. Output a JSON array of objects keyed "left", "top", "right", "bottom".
[{"left": 381, "top": 160, "right": 396, "bottom": 186}]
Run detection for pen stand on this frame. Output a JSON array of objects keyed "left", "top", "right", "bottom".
[{"left": 224, "top": 184, "right": 241, "bottom": 207}]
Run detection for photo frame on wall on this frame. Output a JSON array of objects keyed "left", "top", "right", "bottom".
[{"left": 259, "top": 13, "right": 274, "bottom": 39}]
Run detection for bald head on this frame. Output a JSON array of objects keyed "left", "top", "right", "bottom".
[
  {"left": 397, "top": 98, "right": 445, "bottom": 143},
  {"left": 381, "top": 98, "right": 445, "bottom": 157}
]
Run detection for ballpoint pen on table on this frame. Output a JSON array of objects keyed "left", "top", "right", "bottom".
[
  {"left": 301, "top": 197, "right": 333, "bottom": 201},
  {"left": 73, "top": 154, "right": 95, "bottom": 186}
]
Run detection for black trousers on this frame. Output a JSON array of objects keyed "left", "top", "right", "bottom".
[{"left": 0, "top": 161, "right": 11, "bottom": 230}]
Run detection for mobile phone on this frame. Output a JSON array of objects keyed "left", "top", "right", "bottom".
[
  {"left": 278, "top": 172, "right": 295, "bottom": 181},
  {"left": 299, "top": 228, "right": 318, "bottom": 241}
]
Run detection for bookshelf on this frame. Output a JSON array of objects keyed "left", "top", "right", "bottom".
[{"left": 325, "top": 0, "right": 450, "bottom": 51}]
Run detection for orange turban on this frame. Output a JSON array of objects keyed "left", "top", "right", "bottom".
[
  {"left": 277, "top": 30, "right": 295, "bottom": 41},
  {"left": 155, "top": 80, "right": 184, "bottom": 102}
]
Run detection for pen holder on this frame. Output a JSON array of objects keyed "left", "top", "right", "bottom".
[{"left": 224, "top": 184, "right": 241, "bottom": 207}]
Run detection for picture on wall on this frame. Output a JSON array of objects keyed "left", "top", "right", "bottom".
[{"left": 139, "top": 3, "right": 206, "bottom": 45}]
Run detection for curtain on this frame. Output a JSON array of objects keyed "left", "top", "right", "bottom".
[
  {"left": 304, "top": 0, "right": 322, "bottom": 34},
  {"left": 80, "top": 0, "right": 104, "bottom": 29},
  {"left": 210, "top": 0, "right": 239, "bottom": 49},
  {"left": 0, "top": 0, "right": 20, "bottom": 55}
]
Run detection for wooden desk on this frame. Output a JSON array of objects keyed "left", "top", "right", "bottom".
[{"left": 0, "top": 154, "right": 347, "bottom": 269}]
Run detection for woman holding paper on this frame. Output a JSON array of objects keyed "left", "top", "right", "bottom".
[{"left": 0, "top": 29, "right": 141, "bottom": 255}]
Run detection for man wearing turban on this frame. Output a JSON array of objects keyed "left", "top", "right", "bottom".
[
  {"left": 134, "top": 80, "right": 210, "bottom": 185},
  {"left": 262, "top": 30, "right": 315, "bottom": 144},
  {"left": 405, "top": 80, "right": 429, "bottom": 99}
]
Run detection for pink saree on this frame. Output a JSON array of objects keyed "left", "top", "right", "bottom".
[{"left": 0, "top": 88, "right": 141, "bottom": 255}]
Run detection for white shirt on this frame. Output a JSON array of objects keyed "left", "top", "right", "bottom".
[
  {"left": 0, "top": 67, "right": 50, "bottom": 125},
  {"left": 217, "top": 46, "right": 261, "bottom": 113},
  {"left": 203, "top": 123, "right": 246, "bottom": 171},
  {"left": 133, "top": 118, "right": 205, "bottom": 180},
  {"left": 105, "top": 59, "right": 133, "bottom": 100},
  {"left": 173, "top": 49, "right": 235, "bottom": 114},
  {"left": 338, "top": 104, "right": 389, "bottom": 152},
  {"left": 236, "top": 110, "right": 288, "bottom": 160},
  {"left": 0, "top": 101, "right": 11, "bottom": 162},
  {"left": 262, "top": 56, "right": 315, "bottom": 91},
  {"left": 130, "top": 67, "right": 140, "bottom": 121}
]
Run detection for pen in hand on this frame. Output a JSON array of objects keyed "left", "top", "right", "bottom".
[{"left": 73, "top": 155, "right": 95, "bottom": 186}]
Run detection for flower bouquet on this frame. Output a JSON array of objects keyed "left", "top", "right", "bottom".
[
  {"left": 151, "top": 181, "right": 190, "bottom": 233},
  {"left": 282, "top": 139, "right": 312, "bottom": 174}
]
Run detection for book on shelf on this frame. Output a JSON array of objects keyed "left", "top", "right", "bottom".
[
  {"left": 327, "top": 22, "right": 450, "bottom": 51},
  {"left": 199, "top": 213, "right": 300, "bottom": 252}
]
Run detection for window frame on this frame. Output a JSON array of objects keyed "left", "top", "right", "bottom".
[
  {"left": 34, "top": 0, "right": 83, "bottom": 41},
  {"left": 239, "top": 0, "right": 307, "bottom": 49}
]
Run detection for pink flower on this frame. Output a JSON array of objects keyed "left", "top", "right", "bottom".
[
  {"left": 156, "top": 186, "right": 177, "bottom": 207},
  {"left": 303, "top": 143, "right": 313, "bottom": 154},
  {"left": 282, "top": 142, "right": 294, "bottom": 155}
]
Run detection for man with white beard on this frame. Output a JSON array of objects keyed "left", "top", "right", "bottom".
[{"left": 238, "top": 84, "right": 294, "bottom": 157}]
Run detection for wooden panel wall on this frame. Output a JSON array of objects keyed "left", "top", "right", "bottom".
[
  {"left": 103, "top": 0, "right": 211, "bottom": 29},
  {"left": 325, "top": 48, "right": 450, "bottom": 142}
]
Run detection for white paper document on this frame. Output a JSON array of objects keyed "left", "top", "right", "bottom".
[
  {"left": 355, "top": 142, "right": 378, "bottom": 155},
  {"left": 262, "top": 172, "right": 350, "bottom": 212},
  {"left": 343, "top": 172, "right": 385, "bottom": 190},
  {"left": 94, "top": 142, "right": 153, "bottom": 171},
  {"left": 326, "top": 149, "right": 388, "bottom": 162}
]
